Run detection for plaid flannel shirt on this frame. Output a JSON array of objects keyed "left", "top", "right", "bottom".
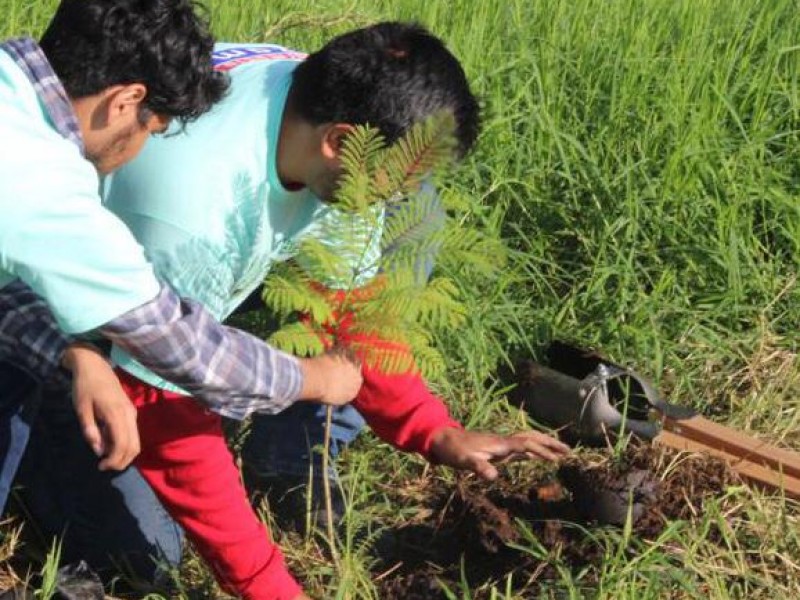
[
  {"left": 0, "top": 280, "right": 72, "bottom": 389},
  {"left": 0, "top": 38, "right": 304, "bottom": 419}
]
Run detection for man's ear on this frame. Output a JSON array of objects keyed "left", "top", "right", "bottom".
[
  {"left": 320, "top": 123, "right": 355, "bottom": 162},
  {"left": 104, "top": 83, "right": 148, "bottom": 126}
]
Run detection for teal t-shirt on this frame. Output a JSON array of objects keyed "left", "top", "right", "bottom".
[
  {"left": 0, "top": 47, "right": 160, "bottom": 333},
  {"left": 103, "top": 44, "right": 382, "bottom": 393}
]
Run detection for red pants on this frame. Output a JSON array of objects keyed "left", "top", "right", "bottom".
[
  {"left": 117, "top": 359, "right": 459, "bottom": 599},
  {"left": 118, "top": 369, "right": 301, "bottom": 600}
]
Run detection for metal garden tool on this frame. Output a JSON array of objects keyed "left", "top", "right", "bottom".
[
  {"left": 511, "top": 341, "right": 695, "bottom": 446},
  {"left": 512, "top": 341, "right": 800, "bottom": 500}
]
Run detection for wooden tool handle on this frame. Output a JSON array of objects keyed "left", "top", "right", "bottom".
[{"left": 655, "top": 415, "right": 800, "bottom": 500}]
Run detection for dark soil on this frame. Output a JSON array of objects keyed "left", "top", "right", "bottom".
[{"left": 375, "top": 441, "right": 742, "bottom": 599}]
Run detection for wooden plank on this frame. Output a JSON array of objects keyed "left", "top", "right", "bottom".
[
  {"left": 654, "top": 429, "right": 800, "bottom": 500},
  {"left": 661, "top": 415, "right": 800, "bottom": 480}
]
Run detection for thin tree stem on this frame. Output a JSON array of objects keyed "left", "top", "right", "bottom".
[{"left": 322, "top": 404, "right": 339, "bottom": 562}]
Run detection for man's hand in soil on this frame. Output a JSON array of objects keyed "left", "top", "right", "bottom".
[
  {"left": 62, "top": 343, "right": 140, "bottom": 471},
  {"left": 298, "top": 348, "right": 363, "bottom": 406},
  {"left": 429, "top": 429, "right": 570, "bottom": 480}
]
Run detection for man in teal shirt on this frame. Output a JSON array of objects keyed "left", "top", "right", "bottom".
[
  {"left": 99, "top": 29, "right": 477, "bottom": 520},
  {"left": 102, "top": 42, "right": 383, "bottom": 396},
  {"left": 0, "top": 0, "right": 226, "bottom": 491},
  {"left": 0, "top": 0, "right": 363, "bottom": 493}
]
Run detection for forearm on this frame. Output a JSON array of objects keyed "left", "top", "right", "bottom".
[
  {"left": 0, "top": 280, "right": 72, "bottom": 388},
  {"left": 100, "top": 286, "right": 304, "bottom": 420}
]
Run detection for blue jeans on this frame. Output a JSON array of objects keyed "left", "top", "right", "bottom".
[
  {"left": 0, "top": 364, "right": 40, "bottom": 512},
  {"left": 242, "top": 404, "right": 366, "bottom": 479},
  {"left": 0, "top": 362, "right": 183, "bottom": 588}
]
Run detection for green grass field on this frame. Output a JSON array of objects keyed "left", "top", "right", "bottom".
[{"left": 1, "top": 0, "right": 799, "bottom": 598}]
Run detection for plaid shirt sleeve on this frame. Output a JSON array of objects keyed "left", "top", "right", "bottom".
[
  {"left": 0, "top": 280, "right": 73, "bottom": 389},
  {"left": 99, "top": 285, "right": 304, "bottom": 419}
]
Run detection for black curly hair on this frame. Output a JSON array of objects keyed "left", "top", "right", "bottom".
[
  {"left": 290, "top": 22, "right": 480, "bottom": 159},
  {"left": 40, "top": 0, "right": 228, "bottom": 125}
]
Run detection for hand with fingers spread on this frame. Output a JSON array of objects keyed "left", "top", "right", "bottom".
[
  {"left": 298, "top": 347, "right": 363, "bottom": 406},
  {"left": 62, "top": 343, "right": 140, "bottom": 471},
  {"left": 428, "top": 428, "right": 571, "bottom": 480}
]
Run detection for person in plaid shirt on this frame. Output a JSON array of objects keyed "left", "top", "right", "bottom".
[
  {"left": 0, "top": 0, "right": 364, "bottom": 499},
  {"left": 0, "top": 0, "right": 362, "bottom": 591}
]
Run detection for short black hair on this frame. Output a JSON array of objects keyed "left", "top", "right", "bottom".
[
  {"left": 290, "top": 22, "right": 480, "bottom": 158},
  {"left": 40, "top": 0, "right": 228, "bottom": 125}
]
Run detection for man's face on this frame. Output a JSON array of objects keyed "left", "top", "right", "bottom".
[{"left": 87, "top": 112, "right": 171, "bottom": 174}]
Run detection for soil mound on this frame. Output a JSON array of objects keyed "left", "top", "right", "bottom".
[{"left": 376, "top": 442, "right": 742, "bottom": 599}]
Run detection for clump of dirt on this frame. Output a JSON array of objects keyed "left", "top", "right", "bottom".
[
  {"left": 375, "top": 441, "right": 742, "bottom": 599},
  {"left": 559, "top": 441, "right": 742, "bottom": 537}
]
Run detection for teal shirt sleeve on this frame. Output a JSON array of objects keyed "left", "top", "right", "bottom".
[{"left": 0, "top": 103, "right": 160, "bottom": 334}]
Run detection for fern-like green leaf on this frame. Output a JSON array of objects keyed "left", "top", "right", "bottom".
[
  {"left": 411, "top": 343, "right": 447, "bottom": 380},
  {"left": 293, "top": 236, "right": 364, "bottom": 290},
  {"left": 435, "top": 227, "right": 508, "bottom": 277},
  {"left": 269, "top": 321, "right": 327, "bottom": 357},
  {"left": 373, "top": 111, "right": 457, "bottom": 201},
  {"left": 334, "top": 125, "right": 386, "bottom": 212},
  {"left": 352, "top": 281, "right": 422, "bottom": 323},
  {"left": 379, "top": 232, "right": 449, "bottom": 278},
  {"left": 351, "top": 340, "right": 417, "bottom": 375},
  {"left": 381, "top": 188, "right": 444, "bottom": 254},
  {"left": 347, "top": 320, "right": 428, "bottom": 347},
  {"left": 299, "top": 205, "right": 385, "bottom": 289},
  {"left": 262, "top": 266, "right": 334, "bottom": 324},
  {"left": 413, "top": 276, "right": 467, "bottom": 329}
]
